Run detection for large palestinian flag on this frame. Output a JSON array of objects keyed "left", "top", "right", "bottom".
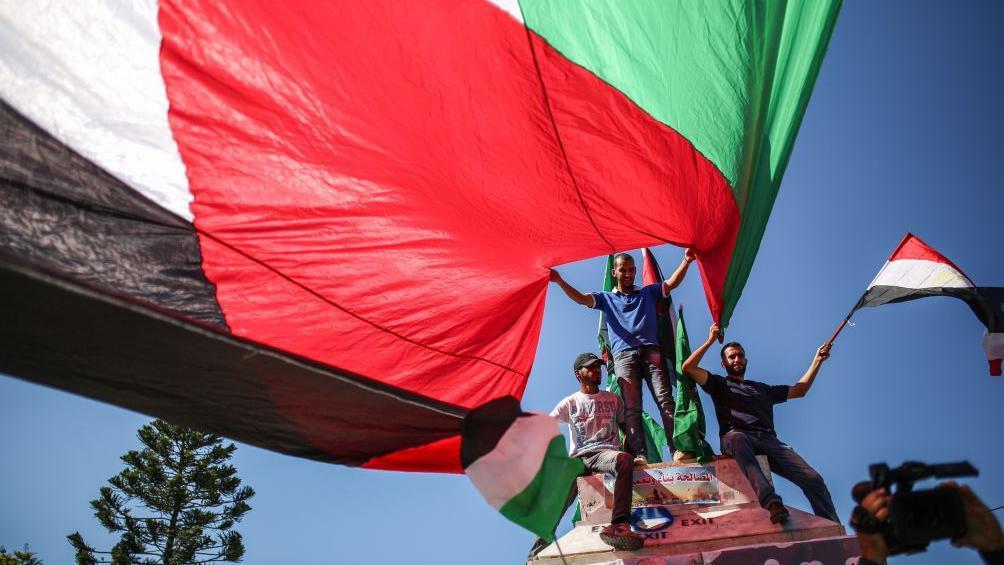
[
  {"left": 854, "top": 234, "right": 1004, "bottom": 376},
  {"left": 0, "top": 1, "right": 840, "bottom": 474}
]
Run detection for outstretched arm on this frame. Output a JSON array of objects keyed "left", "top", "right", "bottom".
[
  {"left": 549, "top": 269, "right": 595, "bottom": 308},
  {"left": 787, "top": 344, "right": 831, "bottom": 399},
  {"left": 663, "top": 249, "right": 696, "bottom": 293},
  {"left": 682, "top": 323, "right": 719, "bottom": 386}
]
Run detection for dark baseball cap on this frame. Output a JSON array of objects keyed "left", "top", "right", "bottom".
[{"left": 573, "top": 352, "right": 602, "bottom": 371}]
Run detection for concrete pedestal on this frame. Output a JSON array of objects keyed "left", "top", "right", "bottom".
[{"left": 531, "top": 456, "right": 858, "bottom": 564}]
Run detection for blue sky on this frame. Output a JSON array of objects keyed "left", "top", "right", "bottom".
[{"left": 2, "top": 1, "right": 1002, "bottom": 564}]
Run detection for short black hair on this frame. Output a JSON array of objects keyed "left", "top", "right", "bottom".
[
  {"left": 613, "top": 252, "right": 635, "bottom": 265},
  {"left": 720, "top": 341, "right": 744, "bottom": 360}
]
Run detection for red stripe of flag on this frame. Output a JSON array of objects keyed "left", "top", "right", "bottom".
[{"left": 890, "top": 233, "right": 970, "bottom": 278}]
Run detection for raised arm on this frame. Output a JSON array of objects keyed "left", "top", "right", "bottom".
[
  {"left": 549, "top": 269, "right": 595, "bottom": 308},
  {"left": 787, "top": 343, "right": 831, "bottom": 399},
  {"left": 662, "top": 249, "right": 696, "bottom": 293},
  {"left": 682, "top": 323, "right": 720, "bottom": 386}
]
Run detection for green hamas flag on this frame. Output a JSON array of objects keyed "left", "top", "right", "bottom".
[{"left": 672, "top": 306, "right": 716, "bottom": 463}]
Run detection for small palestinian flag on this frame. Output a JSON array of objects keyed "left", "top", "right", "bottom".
[
  {"left": 854, "top": 233, "right": 1004, "bottom": 376},
  {"left": 461, "top": 397, "right": 584, "bottom": 541}
]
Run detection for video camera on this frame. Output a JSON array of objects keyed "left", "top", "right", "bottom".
[{"left": 851, "top": 460, "right": 978, "bottom": 555}]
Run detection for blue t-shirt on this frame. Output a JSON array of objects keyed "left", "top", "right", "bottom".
[
  {"left": 591, "top": 284, "right": 665, "bottom": 353},
  {"left": 700, "top": 373, "right": 789, "bottom": 436}
]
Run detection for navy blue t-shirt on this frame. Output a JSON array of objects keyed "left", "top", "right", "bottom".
[{"left": 700, "top": 373, "right": 789, "bottom": 436}]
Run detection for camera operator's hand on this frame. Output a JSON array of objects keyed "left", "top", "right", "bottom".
[
  {"left": 941, "top": 482, "right": 1004, "bottom": 553},
  {"left": 855, "top": 488, "right": 892, "bottom": 563},
  {"left": 854, "top": 482, "right": 1004, "bottom": 564}
]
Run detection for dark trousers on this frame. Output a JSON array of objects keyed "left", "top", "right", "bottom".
[
  {"left": 614, "top": 346, "right": 675, "bottom": 457},
  {"left": 720, "top": 429, "right": 839, "bottom": 522}
]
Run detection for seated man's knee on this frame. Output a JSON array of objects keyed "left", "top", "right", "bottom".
[
  {"left": 721, "top": 430, "right": 751, "bottom": 452},
  {"left": 721, "top": 429, "right": 748, "bottom": 444}
]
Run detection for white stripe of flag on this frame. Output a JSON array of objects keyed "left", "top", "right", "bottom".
[
  {"left": 465, "top": 413, "right": 561, "bottom": 510},
  {"left": 867, "top": 258, "right": 974, "bottom": 291},
  {"left": 0, "top": 0, "right": 193, "bottom": 220}
]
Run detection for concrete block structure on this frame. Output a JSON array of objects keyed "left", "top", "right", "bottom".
[{"left": 531, "top": 456, "right": 859, "bottom": 564}]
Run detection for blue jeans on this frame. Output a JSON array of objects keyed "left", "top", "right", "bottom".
[
  {"left": 614, "top": 346, "right": 675, "bottom": 458},
  {"left": 720, "top": 429, "right": 838, "bottom": 522}
]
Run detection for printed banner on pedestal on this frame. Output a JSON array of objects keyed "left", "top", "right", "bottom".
[{"left": 604, "top": 465, "right": 720, "bottom": 507}]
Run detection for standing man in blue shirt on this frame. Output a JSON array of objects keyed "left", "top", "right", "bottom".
[
  {"left": 681, "top": 323, "right": 838, "bottom": 524},
  {"left": 549, "top": 249, "right": 695, "bottom": 465}
]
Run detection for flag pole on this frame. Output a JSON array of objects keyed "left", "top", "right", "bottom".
[
  {"left": 826, "top": 300, "right": 863, "bottom": 348},
  {"left": 826, "top": 235, "right": 909, "bottom": 349},
  {"left": 825, "top": 316, "right": 850, "bottom": 348}
]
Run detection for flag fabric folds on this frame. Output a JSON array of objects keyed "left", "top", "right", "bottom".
[
  {"left": 519, "top": 0, "right": 843, "bottom": 326},
  {"left": 461, "top": 397, "right": 584, "bottom": 542},
  {"left": 0, "top": 1, "right": 840, "bottom": 473},
  {"left": 857, "top": 233, "right": 979, "bottom": 308},
  {"left": 0, "top": 257, "right": 469, "bottom": 466},
  {"left": 854, "top": 233, "right": 1004, "bottom": 376}
]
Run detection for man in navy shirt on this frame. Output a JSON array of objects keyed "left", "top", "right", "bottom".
[
  {"left": 682, "top": 323, "right": 838, "bottom": 524},
  {"left": 549, "top": 250, "right": 695, "bottom": 465}
]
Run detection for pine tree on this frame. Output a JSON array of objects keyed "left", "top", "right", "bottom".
[
  {"left": 0, "top": 544, "right": 43, "bottom": 565},
  {"left": 68, "top": 420, "right": 254, "bottom": 564}
]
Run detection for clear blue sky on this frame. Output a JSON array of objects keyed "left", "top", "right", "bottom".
[{"left": 2, "top": 1, "right": 1002, "bottom": 563}]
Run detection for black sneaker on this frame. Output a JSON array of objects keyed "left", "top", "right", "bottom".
[
  {"left": 767, "top": 500, "right": 790, "bottom": 524},
  {"left": 598, "top": 523, "right": 644, "bottom": 551}
]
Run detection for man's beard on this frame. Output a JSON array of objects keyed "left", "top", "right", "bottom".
[{"left": 725, "top": 364, "right": 746, "bottom": 377}]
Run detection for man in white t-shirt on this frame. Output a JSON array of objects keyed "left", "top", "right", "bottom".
[{"left": 529, "top": 352, "right": 643, "bottom": 557}]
